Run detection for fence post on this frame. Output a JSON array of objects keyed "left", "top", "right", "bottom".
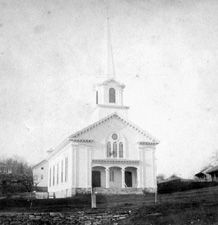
[
  {"left": 155, "top": 190, "right": 158, "bottom": 204},
  {"left": 91, "top": 188, "right": 96, "bottom": 208}
]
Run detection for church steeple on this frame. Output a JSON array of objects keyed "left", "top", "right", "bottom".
[
  {"left": 91, "top": 0, "right": 129, "bottom": 122},
  {"left": 106, "top": 0, "right": 115, "bottom": 79},
  {"left": 107, "top": 17, "right": 116, "bottom": 79}
]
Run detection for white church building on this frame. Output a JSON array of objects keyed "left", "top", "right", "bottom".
[
  {"left": 33, "top": 12, "right": 159, "bottom": 198},
  {"left": 33, "top": 77, "right": 159, "bottom": 198}
]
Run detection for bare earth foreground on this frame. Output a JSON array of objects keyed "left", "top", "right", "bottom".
[
  {"left": 120, "top": 202, "right": 218, "bottom": 225},
  {"left": 1, "top": 186, "right": 218, "bottom": 224},
  {"left": 120, "top": 186, "right": 218, "bottom": 225}
]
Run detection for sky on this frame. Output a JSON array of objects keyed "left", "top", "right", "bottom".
[{"left": 1, "top": 0, "right": 218, "bottom": 178}]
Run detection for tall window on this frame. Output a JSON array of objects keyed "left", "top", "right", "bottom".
[
  {"left": 107, "top": 142, "right": 111, "bottom": 157},
  {"left": 49, "top": 168, "right": 51, "bottom": 187},
  {"left": 106, "top": 133, "right": 124, "bottom": 158},
  {"left": 96, "top": 91, "right": 98, "bottom": 104},
  {"left": 61, "top": 160, "right": 63, "bottom": 183},
  {"left": 65, "top": 157, "right": 68, "bottom": 182},
  {"left": 57, "top": 163, "right": 59, "bottom": 185},
  {"left": 109, "top": 88, "right": 116, "bottom": 103},
  {"left": 113, "top": 142, "right": 117, "bottom": 158},
  {"left": 110, "top": 170, "right": 114, "bottom": 181},
  {"left": 119, "top": 142, "right": 123, "bottom": 158},
  {"left": 53, "top": 165, "right": 55, "bottom": 186}
]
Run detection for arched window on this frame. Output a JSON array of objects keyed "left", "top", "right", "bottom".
[
  {"left": 107, "top": 142, "right": 111, "bottom": 157},
  {"left": 109, "top": 88, "right": 116, "bottom": 103},
  {"left": 106, "top": 133, "right": 125, "bottom": 159},
  {"left": 113, "top": 142, "right": 117, "bottom": 158},
  {"left": 119, "top": 142, "right": 123, "bottom": 158}
]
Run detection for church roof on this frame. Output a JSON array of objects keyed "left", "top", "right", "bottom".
[
  {"left": 70, "top": 112, "right": 159, "bottom": 144},
  {"left": 46, "top": 112, "right": 159, "bottom": 161},
  {"left": 97, "top": 78, "right": 125, "bottom": 88}
]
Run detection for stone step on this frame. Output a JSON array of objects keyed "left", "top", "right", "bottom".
[{"left": 94, "top": 187, "right": 144, "bottom": 195}]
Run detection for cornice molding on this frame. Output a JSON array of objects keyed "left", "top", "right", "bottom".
[
  {"left": 97, "top": 104, "right": 130, "bottom": 109},
  {"left": 70, "top": 138, "right": 93, "bottom": 143},
  {"left": 138, "top": 142, "right": 157, "bottom": 146},
  {"left": 97, "top": 78, "right": 125, "bottom": 88},
  {"left": 92, "top": 159, "right": 140, "bottom": 164},
  {"left": 46, "top": 138, "right": 70, "bottom": 160}
]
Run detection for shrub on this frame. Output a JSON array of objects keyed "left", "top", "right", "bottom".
[{"left": 158, "top": 180, "right": 218, "bottom": 194}]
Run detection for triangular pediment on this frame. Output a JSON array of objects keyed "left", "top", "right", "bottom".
[
  {"left": 69, "top": 112, "right": 159, "bottom": 144},
  {"left": 98, "top": 78, "right": 125, "bottom": 89}
]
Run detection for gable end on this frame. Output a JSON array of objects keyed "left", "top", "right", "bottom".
[{"left": 70, "top": 113, "right": 159, "bottom": 144}]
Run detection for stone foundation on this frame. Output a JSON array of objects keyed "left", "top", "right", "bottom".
[
  {"left": 142, "top": 187, "right": 157, "bottom": 194},
  {"left": 48, "top": 188, "right": 92, "bottom": 199},
  {"left": 75, "top": 188, "right": 92, "bottom": 195},
  {"left": 0, "top": 210, "right": 131, "bottom": 224},
  {"left": 48, "top": 188, "right": 76, "bottom": 198},
  {"left": 46, "top": 187, "right": 154, "bottom": 199}
]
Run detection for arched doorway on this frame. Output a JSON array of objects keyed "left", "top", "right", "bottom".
[
  {"left": 92, "top": 166, "right": 106, "bottom": 188},
  {"left": 125, "top": 171, "right": 132, "bottom": 187},
  {"left": 92, "top": 171, "right": 101, "bottom": 187},
  {"left": 124, "top": 167, "right": 137, "bottom": 187}
]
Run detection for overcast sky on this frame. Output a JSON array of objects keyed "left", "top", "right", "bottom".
[{"left": 1, "top": 0, "right": 218, "bottom": 178}]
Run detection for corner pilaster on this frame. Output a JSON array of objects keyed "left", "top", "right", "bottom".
[
  {"left": 121, "top": 168, "right": 125, "bottom": 188},
  {"left": 138, "top": 142, "right": 157, "bottom": 190},
  {"left": 105, "top": 167, "right": 109, "bottom": 188}
]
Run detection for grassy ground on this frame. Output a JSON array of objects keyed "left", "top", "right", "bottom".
[
  {"left": 1, "top": 189, "right": 218, "bottom": 224},
  {"left": 119, "top": 202, "right": 218, "bottom": 225},
  {"left": 2, "top": 199, "right": 218, "bottom": 224},
  {"left": 0, "top": 194, "right": 152, "bottom": 212}
]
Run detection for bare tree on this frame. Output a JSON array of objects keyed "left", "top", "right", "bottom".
[{"left": 0, "top": 156, "right": 33, "bottom": 196}]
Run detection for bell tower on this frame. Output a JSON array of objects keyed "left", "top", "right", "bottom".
[
  {"left": 96, "top": 78, "right": 125, "bottom": 106},
  {"left": 94, "top": 78, "right": 129, "bottom": 121}
]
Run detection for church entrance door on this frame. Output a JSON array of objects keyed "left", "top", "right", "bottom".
[
  {"left": 125, "top": 171, "right": 132, "bottom": 187},
  {"left": 92, "top": 171, "right": 101, "bottom": 187}
]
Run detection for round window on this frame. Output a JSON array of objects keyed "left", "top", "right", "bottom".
[{"left": 112, "top": 133, "right": 118, "bottom": 140}]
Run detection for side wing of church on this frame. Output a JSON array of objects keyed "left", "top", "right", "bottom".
[{"left": 37, "top": 78, "right": 159, "bottom": 198}]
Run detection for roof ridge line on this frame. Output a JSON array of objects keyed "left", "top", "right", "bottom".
[
  {"left": 70, "top": 112, "right": 118, "bottom": 138},
  {"left": 114, "top": 114, "right": 160, "bottom": 144},
  {"left": 70, "top": 112, "right": 159, "bottom": 144}
]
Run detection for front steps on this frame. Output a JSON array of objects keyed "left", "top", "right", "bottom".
[{"left": 94, "top": 187, "right": 144, "bottom": 195}]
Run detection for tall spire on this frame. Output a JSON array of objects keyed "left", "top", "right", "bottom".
[{"left": 106, "top": 0, "right": 116, "bottom": 79}]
